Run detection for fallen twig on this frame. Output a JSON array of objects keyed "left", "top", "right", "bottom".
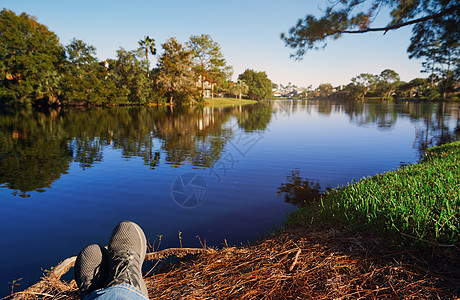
[{"left": 289, "top": 249, "right": 302, "bottom": 272}]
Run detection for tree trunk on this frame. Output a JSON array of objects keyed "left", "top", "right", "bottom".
[
  {"left": 211, "top": 83, "right": 214, "bottom": 100},
  {"left": 201, "top": 79, "right": 205, "bottom": 98},
  {"left": 146, "top": 48, "right": 149, "bottom": 78}
]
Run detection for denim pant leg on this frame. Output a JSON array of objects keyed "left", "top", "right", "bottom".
[{"left": 84, "top": 283, "right": 149, "bottom": 300}]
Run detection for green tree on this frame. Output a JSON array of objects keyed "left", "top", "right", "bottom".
[
  {"left": 397, "top": 78, "right": 428, "bottom": 98},
  {"left": 156, "top": 38, "right": 196, "bottom": 105},
  {"left": 419, "top": 41, "right": 459, "bottom": 99},
  {"left": 60, "top": 39, "right": 118, "bottom": 105},
  {"left": 304, "top": 85, "right": 313, "bottom": 98},
  {"left": 421, "top": 48, "right": 458, "bottom": 100},
  {"left": 66, "top": 38, "right": 97, "bottom": 66},
  {"left": 232, "top": 79, "right": 249, "bottom": 99},
  {"left": 238, "top": 69, "right": 273, "bottom": 101},
  {"left": 138, "top": 35, "right": 156, "bottom": 76},
  {"left": 0, "top": 9, "right": 65, "bottom": 106},
  {"left": 349, "top": 73, "right": 378, "bottom": 100},
  {"left": 316, "top": 83, "right": 333, "bottom": 98},
  {"left": 281, "top": 1, "right": 459, "bottom": 60},
  {"left": 409, "top": 78, "right": 429, "bottom": 97},
  {"left": 377, "top": 69, "right": 400, "bottom": 100},
  {"left": 187, "top": 34, "right": 233, "bottom": 99},
  {"left": 109, "top": 48, "right": 154, "bottom": 104}
]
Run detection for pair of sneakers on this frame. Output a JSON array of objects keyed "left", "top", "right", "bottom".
[{"left": 74, "top": 221, "right": 148, "bottom": 299}]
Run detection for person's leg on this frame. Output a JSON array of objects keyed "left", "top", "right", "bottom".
[
  {"left": 75, "top": 221, "right": 149, "bottom": 300},
  {"left": 74, "top": 244, "right": 109, "bottom": 299},
  {"left": 83, "top": 283, "right": 148, "bottom": 300}
]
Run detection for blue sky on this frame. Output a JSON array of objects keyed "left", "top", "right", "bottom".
[{"left": 3, "top": 0, "right": 425, "bottom": 88}]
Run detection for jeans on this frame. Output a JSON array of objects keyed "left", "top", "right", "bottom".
[{"left": 84, "top": 283, "right": 149, "bottom": 300}]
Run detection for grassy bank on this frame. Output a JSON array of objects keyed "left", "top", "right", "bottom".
[
  {"left": 287, "top": 141, "right": 460, "bottom": 248},
  {"left": 203, "top": 97, "right": 257, "bottom": 106}
]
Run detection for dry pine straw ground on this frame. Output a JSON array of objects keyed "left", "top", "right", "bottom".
[{"left": 10, "top": 226, "right": 460, "bottom": 299}]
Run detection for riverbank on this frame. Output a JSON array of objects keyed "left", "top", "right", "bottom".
[
  {"left": 203, "top": 97, "right": 258, "bottom": 106},
  {"left": 10, "top": 141, "right": 460, "bottom": 299}
]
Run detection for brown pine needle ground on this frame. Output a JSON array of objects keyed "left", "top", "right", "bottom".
[{"left": 11, "top": 226, "right": 459, "bottom": 299}]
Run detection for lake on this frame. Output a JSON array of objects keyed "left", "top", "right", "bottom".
[{"left": 0, "top": 99, "right": 459, "bottom": 296}]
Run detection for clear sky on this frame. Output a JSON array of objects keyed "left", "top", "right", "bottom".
[{"left": 3, "top": 0, "right": 425, "bottom": 88}]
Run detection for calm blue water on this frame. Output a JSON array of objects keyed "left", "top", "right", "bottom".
[{"left": 0, "top": 100, "right": 459, "bottom": 296}]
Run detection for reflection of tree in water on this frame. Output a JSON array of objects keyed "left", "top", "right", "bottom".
[
  {"left": 405, "top": 102, "right": 460, "bottom": 157},
  {"left": 339, "top": 100, "right": 459, "bottom": 157},
  {"left": 277, "top": 170, "right": 330, "bottom": 206},
  {"left": 433, "top": 102, "right": 458, "bottom": 145},
  {"left": 153, "top": 106, "right": 233, "bottom": 167},
  {"left": 0, "top": 109, "right": 73, "bottom": 197},
  {"left": 341, "top": 100, "right": 397, "bottom": 129},
  {"left": 237, "top": 103, "right": 272, "bottom": 132},
  {"left": 6, "top": 100, "right": 455, "bottom": 198},
  {"left": 70, "top": 138, "right": 103, "bottom": 169},
  {"left": 316, "top": 99, "right": 334, "bottom": 116},
  {"left": 455, "top": 105, "right": 460, "bottom": 136},
  {"left": 0, "top": 104, "right": 272, "bottom": 196}
]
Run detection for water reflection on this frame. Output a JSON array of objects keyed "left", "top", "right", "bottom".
[
  {"left": 277, "top": 170, "right": 331, "bottom": 206},
  {"left": 236, "top": 103, "right": 272, "bottom": 132},
  {"left": 0, "top": 104, "right": 271, "bottom": 197},
  {"left": 1, "top": 100, "right": 458, "bottom": 198},
  {"left": 272, "top": 99, "right": 460, "bottom": 156},
  {"left": 0, "top": 109, "right": 73, "bottom": 198}
]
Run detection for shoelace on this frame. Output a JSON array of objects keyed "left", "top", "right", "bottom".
[{"left": 107, "top": 250, "right": 135, "bottom": 287}]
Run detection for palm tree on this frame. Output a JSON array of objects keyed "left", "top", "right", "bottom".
[
  {"left": 138, "top": 36, "right": 156, "bottom": 76},
  {"left": 234, "top": 79, "right": 248, "bottom": 99}
]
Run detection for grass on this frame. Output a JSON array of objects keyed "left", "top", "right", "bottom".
[
  {"left": 203, "top": 97, "right": 257, "bottom": 106},
  {"left": 287, "top": 141, "right": 460, "bottom": 248}
]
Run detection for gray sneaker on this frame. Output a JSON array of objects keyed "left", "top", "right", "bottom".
[
  {"left": 106, "top": 221, "right": 148, "bottom": 297},
  {"left": 74, "top": 244, "right": 108, "bottom": 299}
]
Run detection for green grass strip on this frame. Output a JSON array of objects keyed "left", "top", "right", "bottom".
[
  {"left": 203, "top": 98, "right": 257, "bottom": 106},
  {"left": 287, "top": 141, "right": 460, "bottom": 248}
]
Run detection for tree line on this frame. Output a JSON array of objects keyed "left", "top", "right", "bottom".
[
  {"left": 345, "top": 69, "right": 434, "bottom": 101},
  {"left": 0, "top": 9, "right": 273, "bottom": 107},
  {"left": 283, "top": 68, "right": 456, "bottom": 101}
]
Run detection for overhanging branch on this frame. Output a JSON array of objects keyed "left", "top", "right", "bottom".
[{"left": 338, "top": 5, "right": 458, "bottom": 34}]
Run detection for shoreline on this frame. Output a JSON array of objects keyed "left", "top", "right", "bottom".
[
  {"left": 10, "top": 141, "right": 460, "bottom": 299},
  {"left": 202, "top": 98, "right": 258, "bottom": 106},
  {"left": 3, "top": 96, "right": 459, "bottom": 111},
  {"left": 1, "top": 97, "right": 259, "bottom": 110}
]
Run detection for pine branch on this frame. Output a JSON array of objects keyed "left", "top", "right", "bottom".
[{"left": 338, "top": 5, "right": 458, "bottom": 34}]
